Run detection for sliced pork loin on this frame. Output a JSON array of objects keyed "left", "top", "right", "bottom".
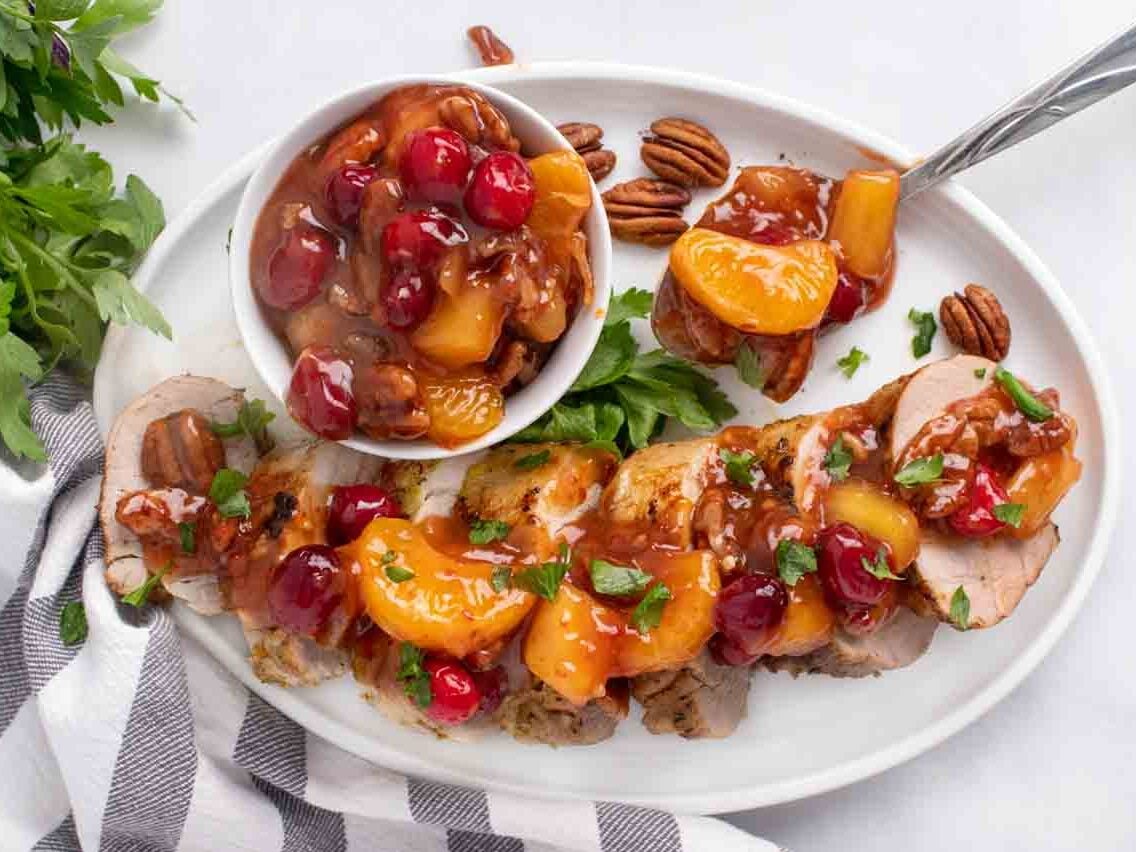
[
  {"left": 888, "top": 355, "right": 1059, "bottom": 629},
  {"left": 912, "top": 526, "right": 1058, "bottom": 629},
  {"left": 226, "top": 439, "right": 383, "bottom": 633},
  {"left": 100, "top": 376, "right": 260, "bottom": 611},
  {"left": 887, "top": 354, "right": 994, "bottom": 463},
  {"left": 631, "top": 648, "right": 750, "bottom": 738},
  {"left": 767, "top": 608, "right": 938, "bottom": 678},
  {"left": 247, "top": 627, "right": 349, "bottom": 687},
  {"left": 601, "top": 439, "right": 717, "bottom": 547},
  {"left": 497, "top": 676, "right": 629, "bottom": 746}
]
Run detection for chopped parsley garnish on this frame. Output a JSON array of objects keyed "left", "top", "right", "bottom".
[
  {"left": 894, "top": 453, "right": 944, "bottom": 487},
  {"left": 776, "top": 539, "right": 818, "bottom": 586},
  {"left": 513, "top": 290, "right": 736, "bottom": 453},
  {"left": 974, "top": 368, "right": 987, "bottom": 379},
  {"left": 208, "top": 468, "right": 251, "bottom": 519},
  {"left": 992, "top": 502, "right": 1026, "bottom": 528},
  {"left": 734, "top": 341, "right": 766, "bottom": 389},
  {"left": 861, "top": 547, "right": 901, "bottom": 580},
  {"left": 949, "top": 586, "right": 970, "bottom": 630},
  {"left": 177, "top": 521, "right": 196, "bottom": 554},
  {"left": 59, "top": 601, "right": 87, "bottom": 646},
  {"left": 908, "top": 308, "right": 937, "bottom": 358},
  {"left": 396, "top": 642, "right": 432, "bottom": 708},
  {"left": 211, "top": 398, "right": 276, "bottom": 453},
  {"left": 514, "top": 449, "right": 551, "bottom": 471},
  {"left": 837, "top": 346, "right": 869, "bottom": 378},
  {"left": 122, "top": 562, "right": 170, "bottom": 607},
  {"left": 491, "top": 565, "right": 511, "bottom": 593},
  {"left": 994, "top": 366, "right": 1054, "bottom": 422},
  {"left": 631, "top": 584, "right": 672, "bottom": 634},
  {"left": 510, "top": 545, "right": 571, "bottom": 602},
  {"left": 719, "top": 448, "right": 757, "bottom": 487},
  {"left": 385, "top": 564, "right": 415, "bottom": 583},
  {"left": 823, "top": 435, "right": 853, "bottom": 481},
  {"left": 468, "top": 519, "right": 511, "bottom": 545},
  {"left": 589, "top": 559, "right": 653, "bottom": 597}
]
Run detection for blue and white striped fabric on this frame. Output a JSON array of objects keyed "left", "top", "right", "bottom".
[{"left": 0, "top": 375, "right": 779, "bottom": 852}]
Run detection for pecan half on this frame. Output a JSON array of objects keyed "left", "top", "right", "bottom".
[
  {"left": 641, "top": 117, "right": 730, "bottom": 188},
  {"left": 940, "top": 284, "right": 1011, "bottom": 361},
  {"left": 467, "top": 25, "right": 514, "bottom": 66},
  {"left": 601, "top": 178, "right": 690, "bottom": 246},
  {"left": 439, "top": 92, "right": 520, "bottom": 152},
  {"left": 557, "top": 121, "right": 617, "bottom": 181},
  {"left": 141, "top": 410, "right": 225, "bottom": 494}
]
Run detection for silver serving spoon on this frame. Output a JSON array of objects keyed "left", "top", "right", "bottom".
[{"left": 900, "top": 23, "right": 1136, "bottom": 200}]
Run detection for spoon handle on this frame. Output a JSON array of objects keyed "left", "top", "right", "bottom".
[{"left": 900, "top": 23, "right": 1136, "bottom": 200}]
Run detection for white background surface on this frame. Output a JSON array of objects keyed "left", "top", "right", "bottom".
[{"left": 80, "top": 2, "right": 1135, "bottom": 849}]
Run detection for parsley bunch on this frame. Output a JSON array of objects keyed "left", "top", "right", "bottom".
[
  {"left": 0, "top": 0, "right": 177, "bottom": 461},
  {"left": 0, "top": 0, "right": 183, "bottom": 145},
  {"left": 514, "top": 289, "right": 737, "bottom": 453}
]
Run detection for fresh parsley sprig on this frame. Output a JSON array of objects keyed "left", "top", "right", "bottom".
[
  {"left": 396, "top": 642, "right": 432, "bottom": 708},
  {"left": 631, "top": 583, "right": 672, "bottom": 634},
  {"left": 823, "top": 435, "right": 853, "bottom": 481},
  {"left": 211, "top": 398, "right": 276, "bottom": 454},
  {"left": 509, "top": 544, "right": 571, "bottom": 601},
  {"left": 513, "top": 289, "right": 737, "bottom": 453},
  {"left": 208, "top": 468, "right": 251, "bottom": 519},
  {"left": 775, "top": 539, "right": 817, "bottom": 586}
]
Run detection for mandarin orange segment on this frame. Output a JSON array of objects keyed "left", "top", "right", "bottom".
[
  {"left": 615, "top": 551, "right": 720, "bottom": 678},
  {"left": 764, "top": 573, "right": 834, "bottom": 657},
  {"left": 526, "top": 150, "right": 593, "bottom": 253},
  {"left": 827, "top": 169, "right": 899, "bottom": 280},
  {"left": 524, "top": 582, "right": 621, "bottom": 706},
  {"left": 422, "top": 377, "right": 504, "bottom": 447},
  {"left": 823, "top": 480, "right": 920, "bottom": 570},
  {"left": 1006, "top": 443, "right": 1082, "bottom": 539},
  {"left": 669, "top": 228, "right": 838, "bottom": 334},
  {"left": 350, "top": 518, "right": 536, "bottom": 658},
  {"left": 411, "top": 280, "right": 505, "bottom": 369}
]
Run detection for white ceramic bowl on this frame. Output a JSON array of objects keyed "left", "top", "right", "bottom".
[{"left": 229, "top": 75, "right": 612, "bottom": 460}]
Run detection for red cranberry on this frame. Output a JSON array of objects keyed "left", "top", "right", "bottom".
[
  {"left": 382, "top": 268, "right": 435, "bottom": 329},
  {"left": 380, "top": 209, "right": 468, "bottom": 270},
  {"left": 423, "top": 657, "right": 481, "bottom": 725},
  {"left": 950, "top": 463, "right": 1010, "bottom": 538},
  {"left": 709, "top": 633, "right": 760, "bottom": 667},
  {"left": 463, "top": 151, "right": 536, "bottom": 230},
  {"left": 471, "top": 666, "right": 508, "bottom": 715},
  {"left": 399, "top": 128, "right": 472, "bottom": 203},
  {"left": 262, "top": 224, "right": 335, "bottom": 310},
  {"left": 714, "top": 573, "right": 789, "bottom": 657},
  {"left": 268, "top": 544, "right": 342, "bottom": 635},
  {"left": 816, "top": 523, "right": 891, "bottom": 608},
  {"left": 286, "top": 346, "right": 357, "bottom": 440},
  {"left": 327, "top": 484, "right": 402, "bottom": 545},
  {"left": 325, "top": 163, "right": 379, "bottom": 228},
  {"left": 824, "top": 271, "right": 866, "bottom": 325},
  {"left": 752, "top": 222, "right": 795, "bottom": 246}
]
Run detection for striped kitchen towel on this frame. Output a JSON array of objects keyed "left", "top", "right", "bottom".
[{"left": 0, "top": 374, "right": 780, "bottom": 852}]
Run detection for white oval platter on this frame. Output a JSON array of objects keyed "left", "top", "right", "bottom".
[{"left": 93, "top": 62, "right": 1119, "bottom": 814}]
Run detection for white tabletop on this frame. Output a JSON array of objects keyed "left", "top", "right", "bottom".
[{"left": 85, "top": 1, "right": 1135, "bottom": 848}]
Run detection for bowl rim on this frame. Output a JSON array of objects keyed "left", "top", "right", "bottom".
[{"left": 228, "top": 73, "right": 612, "bottom": 460}]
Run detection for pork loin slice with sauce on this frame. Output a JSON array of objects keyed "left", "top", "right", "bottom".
[
  {"left": 100, "top": 376, "right": 260, "bottom": 612},
  {"left": 601, "top": 439, "right": 718, "bottom": 547},
  {"left": 888, "top": 355, "right": 1060, "bottom": 629},
  {"left": 497, "top": 676, "right": 629, "bottom": 746},
  {"left": 631, "top": 649, "right": 750, "bottom": 738},
  {"left": 766, "top": 608, "right": 938, "bottom": 678},
  {"left": 912, "top": 526, "right": 1058, "bottom": 629}
]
